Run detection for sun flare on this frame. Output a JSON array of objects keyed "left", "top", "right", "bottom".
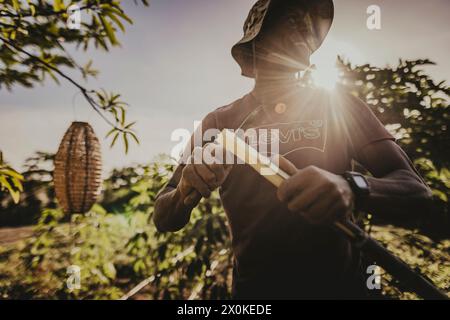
[
  {"left": 309, "top": 37, "right": 362, "bottom": 90},
  {"left": 311, "top": 63, "right": 340, "bottom": 90}
]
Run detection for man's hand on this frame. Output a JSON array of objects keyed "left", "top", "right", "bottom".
[
  {"left": 276, "top": 156, "right": 355, "bottom": 225},
  {"left": 178, "top": 144, "right": 232, "bottom": 207}
]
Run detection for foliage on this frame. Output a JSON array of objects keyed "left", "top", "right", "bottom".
[
  {"left": 338, "top": 58, "right": 449, "bottom": 169},
  {"left": 413, "top": 158, "right": 450, "bottom": 236},
  {"left": 0, "top": 59, "right": 449, "bottom": 300},
  {"left": 0, "top": 151, "right": 55, "bottom": 226},
  {"left": 0, "top": 0, "right": 147, "bottom": 162},
  {"left": 336, "top": 58, "right": 449, "bottom": 236},
  {"left": 0, "top": 151, "right": 23, "bottom": 204},
  {"left": 0, "top": 206, "right": 139, "bottom": 299},
  {"left": 0, "top": 162, "right": 448, "bottom": 300},
  {"left": 369, "top": 225, "right": 450, "bottom": 300},
  {"left": 0, "top": 162, "right": 233, "bottom": 300},
  {"left": 0, "top": 0, "right": 150, "bottom": 201}
]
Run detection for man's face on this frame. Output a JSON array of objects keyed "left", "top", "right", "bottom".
[{"left": 254, "top": 7, "right": 312, "bottom": 74}]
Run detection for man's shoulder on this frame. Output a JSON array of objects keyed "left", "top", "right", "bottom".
[
  {"left": 302, "top": 85, "right": 372, "bottom": 119},
  {"left": 204, "top": 94, "right": 254, "bottom": 130},
  {"left": 334, "top": 88, "right": 378, "bottom": 120}
]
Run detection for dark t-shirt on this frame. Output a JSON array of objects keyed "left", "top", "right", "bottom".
[{"left": 165, "top": 86, "right": 394, "bottom": 299}]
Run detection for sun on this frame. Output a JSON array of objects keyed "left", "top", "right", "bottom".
[
  {"left": 309, "top": 41, "right": 341, "bottom": 90},
  {"left": 310, "top": 63, "right": 340, "bottom": 90},
  {"left": 309, "top": 37, "right": 363, "bottom": 90}
]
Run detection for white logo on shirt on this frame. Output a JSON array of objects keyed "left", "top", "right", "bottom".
[{"left": 250, "top": 120, "right": 327, "bottom": 155}]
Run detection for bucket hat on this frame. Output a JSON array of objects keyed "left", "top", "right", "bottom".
[{"left": 232, "top": 0, "right": 334, "bottom": 78}]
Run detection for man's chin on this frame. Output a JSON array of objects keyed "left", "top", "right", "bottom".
[
  {"left": 259, "top": 63, "right": 306, "bottom": 75},
  {"left": 260, "top": 53, "right": 310, "bottom": 73}
]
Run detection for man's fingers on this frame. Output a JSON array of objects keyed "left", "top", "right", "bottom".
[
  {"left": 192, "top": 166, "right": 213, "bottom": 197},
  {"left": 277, "top": 172, "right": 307, "bottom": 202},
  {"left": 276, "top": 156, "right": 301, "bottom": 201},
  {"left": 194, "top": 164, "right": 216, "bottom": 189},
  {"left": 183, "top": 165, "right": 211, "bottom": 198},
  {"left": 277, "top": 166, "right": 321, "bottom": 202},
  {"left": 208, "top": 164, "right": 225, "bottom": 184},
  {"left": 276, "top": 155, "right": 298, "bottom": 176},
  {"left": 183, "top": 189, "right": 202, "bottom": 207},
  {"left": 300, "top": 194, "right": 335, "bottom": 225},
  {"left": 286, "top": 184, "right": 323, "bottom": 212},
  {"left": 184, "top": 144, "right": 232, "bottom": 202},
  {"left": 204, "top": 145, "right": 224, "bottom": 183},
  {"left": 203, "top": 143, "right": 232, "bottom": 185},
  {"left": 192, "top": 150, "right": 217, "bottom": 190}
]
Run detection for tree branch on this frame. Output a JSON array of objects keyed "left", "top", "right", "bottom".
[
  {"left": 0, "top": 35, "right": 124, "bottom": 132},
  {"left": 0, "top": 4, "right": 99, "bottom": 18}
]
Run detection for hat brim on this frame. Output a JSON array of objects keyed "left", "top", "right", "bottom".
[{"left": 232, "top": 0, "right": 334, "bottom": 78}]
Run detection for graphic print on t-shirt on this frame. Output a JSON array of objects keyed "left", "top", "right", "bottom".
[{"left": 246, "top": 119, "right": 327, "bottom": 157}]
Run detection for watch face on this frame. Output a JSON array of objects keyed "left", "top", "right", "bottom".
[{"left": 354, "top": 175, "right": 368, "bottom": 189}]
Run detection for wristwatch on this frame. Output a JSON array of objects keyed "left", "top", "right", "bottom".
[{"left": 343, "top": 171, "right": 370, "bottom": 207}]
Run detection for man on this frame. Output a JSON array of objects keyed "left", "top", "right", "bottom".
[{"left": 154, "top": 0, "right": 432, "bottom": 299}]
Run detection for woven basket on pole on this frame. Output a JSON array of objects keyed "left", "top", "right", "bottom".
[{"left": 54, "top": 122, "right": 102, "bottom": 214}]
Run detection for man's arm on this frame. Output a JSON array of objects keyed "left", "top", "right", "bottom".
[
  {"left": 154, "top": 145, "right": 231, "bottom": 232},
  {"left": 153, "top": 165, "right": 199, "bottom": 232},
  {"left": 355, "top": 139, "right": 433, "bottom": 217},
  {"left": 277, "top": 140, "right": 433, "bottom": 224}
]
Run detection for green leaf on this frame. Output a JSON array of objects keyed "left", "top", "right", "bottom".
[
  {"left": 105, "top": 128, "right": 116, "bottom": 139},
  {"left": 99, "top": 15, "right": 118, "bottom": 46},
  {"left": 102, "top": 262, "right": 117, "bottom": 280},
  {"left": 128, "top": 131, "right": 140, "bottom": 145},
  {"left": 10, "top": 190, "right": 20, "bottom": 204},
  {"left": 52, "top": 0, "right": 64, "bottom": 12},
  {"left": 107, "top": 7, "right": 133, "bottom": 24},
  {"left": 120, "top": 108, "right": 125, "bottom": 126},
  {"left": 29, "top": 4, "right": 36, "bottom": 16},
  {"left": 123, "top": 133, "right": 129, "bottom": 154},
  {"left": 124, "top": 121, "right": 136, "bottom": 129},
  {"left": 105, "top": 11, "right": 126, "bottom": 32},
  {"left": 110, "top": 132, "right": 120, "bottom": 148},
  {"left": 12, "top": 0, "right": 20, "bottom": 11},
  {"left": 1, "top": 168, "right": 23, "bottom": 181}
]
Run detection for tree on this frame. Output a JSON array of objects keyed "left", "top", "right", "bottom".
[
  {"left": 0, "top": 151, "right": 23, "bottom": 204},
  {"left": 336, "top": 58, "right": 449, "bottom": 237},
  {"left": 338, "top": 58, "right": 449, "bottom": 169},
  {"left": 0, "top": 0, "right": 147, "bottom": 201},
  {"left": 0, "top": 151, "right": 54, "bottom": 226}
]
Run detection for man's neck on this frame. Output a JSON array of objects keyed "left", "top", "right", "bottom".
[{"left": 252, "top": 71, "right": 299, "bottom": 104}]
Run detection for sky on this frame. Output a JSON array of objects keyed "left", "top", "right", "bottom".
[{"left": 0, "top": 0, "right": 449, "bottom": 173}]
